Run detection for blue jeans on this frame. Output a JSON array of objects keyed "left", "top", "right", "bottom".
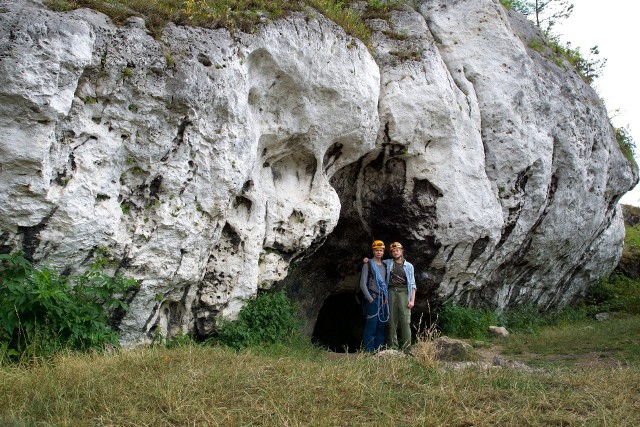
[{"left": 362, "top": 297, "right": 385, "bottom": 352}]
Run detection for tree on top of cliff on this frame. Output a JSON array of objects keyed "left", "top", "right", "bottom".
[{"left": 501, "top": 0, "right": 573, "bottom": 32}]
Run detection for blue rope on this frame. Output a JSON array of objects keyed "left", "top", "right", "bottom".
[{"left": 369, "top": 260, "right": 389, "bottom": 323}]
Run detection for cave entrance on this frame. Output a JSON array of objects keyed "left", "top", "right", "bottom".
[{"left": 312, "top": 292, "right": 364, "bottom": 353}]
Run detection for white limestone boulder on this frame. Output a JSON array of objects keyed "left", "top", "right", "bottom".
[{"left": 0, "top": 0, "right": 635, "bottom": 345}]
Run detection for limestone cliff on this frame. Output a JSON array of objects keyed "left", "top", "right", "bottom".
[{"left": 0, "top": 0, "right": 636, "bottom": 344}]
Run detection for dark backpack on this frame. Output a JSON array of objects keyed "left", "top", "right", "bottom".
[{"left": 354, "top": 261, "right": 373, "bottom": 305}]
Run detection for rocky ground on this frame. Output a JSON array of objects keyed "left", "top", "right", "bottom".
[{"left": 326, "top": 335, "right": 630, "bottom": 372}]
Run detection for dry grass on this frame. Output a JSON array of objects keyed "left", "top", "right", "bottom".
[
  {"left": 44, "top": 0, "right": 377, "bottom": 43},
  {"left": 1, "top": 333, "right": 639, "bottom": 426},
  {"left": 411, "top": 317, "right": 441, "bottom": 369}
]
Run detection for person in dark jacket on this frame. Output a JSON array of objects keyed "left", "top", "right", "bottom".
[{"left": 359, "top": 240, "right": 389, "bottom": 352}]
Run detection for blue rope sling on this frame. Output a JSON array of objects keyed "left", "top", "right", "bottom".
[{"left": 368, "top": 260, "right": 389, "bottom": 323}]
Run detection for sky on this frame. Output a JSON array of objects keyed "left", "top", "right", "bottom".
[{"left": 553, "top": 0, "right": 640, "bottom": 206}]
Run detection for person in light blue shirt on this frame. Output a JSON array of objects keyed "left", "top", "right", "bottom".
[{"left": 383, "top": 242, "right": 416, "bottom": 350}]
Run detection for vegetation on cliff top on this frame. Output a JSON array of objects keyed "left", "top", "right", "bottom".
[
  {"left": 44, "top": 0, "right": 405, "bottom": 45},
  {"left": 45, "top": 0, "right": 604, "bottom": 83}
]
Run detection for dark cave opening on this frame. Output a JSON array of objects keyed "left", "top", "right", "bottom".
[{"left": 312, "top": 292, "right": 364, "bottom": 353}]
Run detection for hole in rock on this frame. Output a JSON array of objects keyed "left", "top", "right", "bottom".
[{"left": 312, "top": 292, "right": 364, "bottom": 353}]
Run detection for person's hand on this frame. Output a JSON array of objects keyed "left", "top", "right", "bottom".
[
  {"left": 363, "top": 257, "right": 369, "bottom": 263},
  {"left": 407, "top": 300, "right": 414, "bottom": 309},
  {"left": 368, "top": 296, "right": 374, "bottom": 304}
]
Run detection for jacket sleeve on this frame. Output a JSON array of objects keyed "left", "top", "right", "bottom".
[
  {"left": 408, "top": 263, "right": 417, "bottom": 290},
  {"left": 359, "top": 263, "right": 372, "bottom": 301},
  {"left": 382, "top": 259, "right": 392, "bottom": 284}
]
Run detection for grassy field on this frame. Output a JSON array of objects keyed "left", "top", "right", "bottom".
[{"left": 1, "top": 315, "right": 639, "bottom": 426}]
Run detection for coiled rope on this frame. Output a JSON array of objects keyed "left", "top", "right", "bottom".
[{"left": 368, "top": 260, "right": 389, "bottom": 323}]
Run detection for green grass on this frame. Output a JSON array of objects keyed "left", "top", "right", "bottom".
[
  {"left": 501, "top": 314, "right": 640, "bottom": 366},
  {"left": 625, "top": 222, "right": 640, "bottom": 249},
  {"left": 45, "top": 0, "right": 298, "bottom": 37},
  {"left": 43, "top": 0, "right": 380, "bottom": 44}
]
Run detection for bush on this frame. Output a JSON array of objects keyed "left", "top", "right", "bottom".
[
  {"left": 0, "top": 254, "right": 137, "bottom": 361},
  {"left": 437, "top": 303, "right": 498, "bottom": 339},
  {"left": 438, "top": 302, "right": 591, "bottom": 339},
  {"left": 214, "top": 290, "right": 300, "bottom": 351},
  {"left": 614, "top": 126, "right": 637, "bottom": 169},
  {"left": 498, "top": 304, "right": 588, "bottom": 333},
  {"left": 499, "top": 0, "right": 532, "bottom": 14},
  {"left": 585, "top": 273, "right": 640, "bottom": 315},
  {"left": 497, "top": 304, "right": 547, "bottom": 334}
]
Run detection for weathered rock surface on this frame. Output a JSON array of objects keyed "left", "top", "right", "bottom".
[{"left": 0, "top": 0, "right": 636, "bottom": 345}]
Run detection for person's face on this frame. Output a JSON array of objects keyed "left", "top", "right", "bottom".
[
  {"left": 372, "top": 248, "right": 384, "bottom": 259},
  {"left": 391, "top": 248, "right": 403, "bottom": 259}
]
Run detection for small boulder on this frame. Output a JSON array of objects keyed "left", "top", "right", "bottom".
[
  {"left": 433, "top": 336, "right": 474, "bottom": 361},
  {"left": 488, "top": 326, "right": 509, "bottom": 336},
  {"left": 373, "top": 348, "right": 406, "bottom": 358}
]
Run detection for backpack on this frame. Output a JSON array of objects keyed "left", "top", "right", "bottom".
[{"left": 354, "top": 261, "right": 373, "bottom": 305}]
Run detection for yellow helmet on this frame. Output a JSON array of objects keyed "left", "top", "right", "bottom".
[
  {"left": 371, "top": 240, "right": 385, "bottom": 249},
  {"left": 389, "top": 242, "right": 403, "bottom": 251}
]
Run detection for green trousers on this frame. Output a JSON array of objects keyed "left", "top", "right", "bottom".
[{"left": 386, "top": 287, "right": 411, "bottom": 349}]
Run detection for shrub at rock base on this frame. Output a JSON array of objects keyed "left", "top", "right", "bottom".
[
  {"left": 0, "top": 254, "right": 137, "bottom": 361},
  {"left": 438, "top": 303, "right": 499, "bottom": 339},
  {"left": 213, "top": 290, "right": 300, "bottom": 351}
]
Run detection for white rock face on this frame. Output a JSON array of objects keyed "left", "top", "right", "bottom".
[
  {"left": 417, "top": 0, "right": 635, "bottom": 309},
  {"left": 0, "top": 0, "right": 635, "bottom": 344}
]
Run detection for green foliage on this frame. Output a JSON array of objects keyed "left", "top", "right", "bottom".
[
  {"left": 500, "top": 0, "right": 532, "bottom": 14},
  {"left": 438, "top": 302, "right": 591, "bottom": 338},
  {"left": 389, "top": 49, "right": 423, "bottom": 61},
  {"left": 625, "top": 223, "right": 640, "bottom": 249},
  {"left": 546, "top": 37, "right": 606, "bottom": 84},
  {"left": 496, "top": 305, "right": 547, "bottom": 334},
  {"left": 43, "top": 0, "right": 77, "bottom": 12},
  {"left": 614, "top": 125, "right": 637, "bottom": 168},
  {"left": 366, "top": 0, "right": 386, "bottom": 10},
  {"left": 498, "top": 304, "right": 587, "bottom": 334},
  {"left": 585, "top": 273, "right": 640, "bottom": 315},
  {"left": 622, "top": 223, "right": 640, "bottom": 270},
  {"left": 439, "top": 266, "right": 640, "bottom": 338},
  {"left": 527, "top": 40, "right": 544, "bottom": 52},
  {"left": 309, "top": 0, "right": 371, "bottom": 46},
  {"left": 214, "top": 290, "right": 299, "bottom": 350},
  {"left": 0, "top": 253, "right": 137, "bottom": 361},
  {"left": 121, "top": 66, "right": 134, "bottom": 79},
  {"left": 164, "top": 332, "right": 199, "bottom": 349},
  {"left": 437, "top": 303, "right": 498, "bottom": 339},
  {"left": 44, "top": 0, "right": 301, "bottom": 37},
  {"left": 506, "top": 0, "right": 605, "bottom": 85},
  {"left": 533, "top": 0, "right": 573, "bottom": 32},
  {"left": 503, "top": 0, "right": 573, "bottom": 32},
  {"left": 42, "top": 0, "right": 376, "bottom": 47}
]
